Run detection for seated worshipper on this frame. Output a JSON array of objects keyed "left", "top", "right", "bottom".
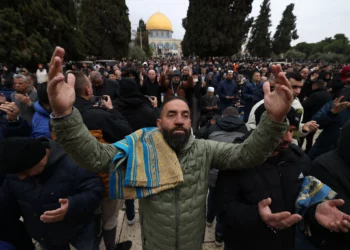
[
  {"left": 0, "top": 101, "right": 31, "bottom": 142},
  {"left": 69, "top": 71, "right": 132, "bottom": 250},
  {"left": 308, "top": 120, "right": 350, "bottom": 250},
  {"left": 31, "top": 82, "right": 52, "bottom": 138},
  {"left": 49, "top": 47, "right": 297, "bottom": 250},
  {"left": 0, "top": 137, "right": 104, "bottom": 250},
  {"left": 200, "top": 87, "right": 219, "bottom": 127},
  {"left": 90, "top": 71, "right": 120, "bottom": 101},
  {"left": 215, "top": 106, "right": 350, "bottom": 250}
]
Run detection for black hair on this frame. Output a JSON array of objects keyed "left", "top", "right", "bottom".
[
  {"left": 313, "top": 79, "right": 326, "bottom": 89},
  {"left": 65, "top": 71, "right": 89, "bottom": 96},
  {"left": 285, "top": 72, "right": 303, "bottom": 82},
  {"left": 160, "top": 96, "right": 190, "bottom": 116},
  {"left": 222, "top": 107, "right": 239, "bottom": 117}
]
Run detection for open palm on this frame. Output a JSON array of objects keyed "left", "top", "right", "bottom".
[
  {"left": 316, "top": 199, "right": 350, "bottom": 233},
  {"left": 263, "top": 65, "right": 293, "bottom": 123},
  {"left": 48, "top": 47, "right": 76, "bottom": 116}
]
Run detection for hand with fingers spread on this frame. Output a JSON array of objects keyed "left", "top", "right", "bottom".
[
  {"left": 0, "top": 102, "right": 19, "bottom": 121},
  {"left": 258, "top": 198, "right": 302, "bottom": 230},
  {"left": 263, "top": 65, "right": 293, "bottom": 123},
  {"left": 47, "top": 47, "right": 76, "bottom": 117},
  {"left": 40, "top": 198, "right": 69, "bottom": 223},
  {"left": 315, "top": 199, "right": 350, "bottom": 233},
  {"left": 0, "top": 93, "right": 6, "bottom": 104},
  {"left": 331, "top": 96, "right": 350, "bottom": 114}
]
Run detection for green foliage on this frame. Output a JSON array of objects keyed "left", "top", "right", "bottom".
[
  {"left": 284, "top": 49, "right": 306, "bottom": 60},
  {"left": 128, "top": 45, "right": 147, "bottom": 60},
  {"left": 246, "top": 0, "right": 272, "bottom": 57},
  {"left": 182, "top": 0, "right": 254, "bottom": 57},
  {"left": 272, "top": 4, "right": 298, "bottom": 55},
  {"left": 79, "top": 0, "right": 131, "bottom": 59},
  {"left": 293, "top": 34, "right": 350, "bottom": 62}
]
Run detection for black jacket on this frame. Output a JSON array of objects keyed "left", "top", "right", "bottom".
[
  {"left": 215, "top": 144, "right": 311, "bottom": 250},
  {"left": 1, "top": 138, "right": 104, "bottom": 246},
  {"left": 92, "top": 78, "right": 120, "bottom": 101},
  {"left": 302, "top": 88, "right": 332, "bottom": 123},
  {"left": 307, "top": 149, "right": 350, "bottom": 249},
  {"left": 140, "top": 78, "right": 162, "bottom": 107},
  {"left": 74, "top": 96, "right": 132, "bottom": 143},
  {"left": 115, "top": 93, "right": 158, "bottom": 132}
]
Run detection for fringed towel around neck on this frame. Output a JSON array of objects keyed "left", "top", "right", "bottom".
[{"left": 109, "top": 127, "right": 184, "bottom": 199}]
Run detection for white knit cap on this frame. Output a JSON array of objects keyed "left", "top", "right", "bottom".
[{"left": 208, "top": 87, "right": 215, "bottom": 92}]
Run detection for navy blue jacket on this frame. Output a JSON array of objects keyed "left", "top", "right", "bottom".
[
  {"left": 242, "top": 81, "right": 263, "bottom": 121},
  {"left": 218, "top": 79, "right": 238, "bottom": 107},
  {"left": 1, "top": 138, "right": 104, "bottom": 245},
  {"left": 309, "top": 101, "right": 350, "bottom": 160},
  {"left": 0, "top": 87, "right": 14, "bottom": 102}
]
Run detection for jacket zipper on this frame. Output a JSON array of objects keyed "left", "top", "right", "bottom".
[{"left": 175, "top": 187, "right": 180, "bottom": 250}]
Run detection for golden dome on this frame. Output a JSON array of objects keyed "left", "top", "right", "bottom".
[{"left": 146, "top": 12, "right": 173, "bottom": 32}]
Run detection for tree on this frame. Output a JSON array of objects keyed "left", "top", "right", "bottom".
[
  {"left": 246, "top": 0, "right": 272, "bottom": 57},
  {"left": 182, "top": 0, "right": 254, "bottom": 57},
  {"left": 79, "top": 0, "right": 131, "bottom": 59},
  {"left": 284, "top": 49, "right": 306, "bottom": 60},
  {"left": 135, "top": 19, "right": 151, "bottom": 57},
  {"left": 272, "top": 3, "right": 298, "bottom": 55},
  {"left": 128, "top": 45, "right": 147, "bottom": 60}
]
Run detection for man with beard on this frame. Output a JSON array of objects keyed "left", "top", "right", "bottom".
[
  {"left": 215, "top": 106, "right": 350, "bottom": 250},
  {"left": 160, "top": 70, "right": 192, "bottom": 99},
  {"left": 48, "top": 47, "right": 294, "bottom": 250}
]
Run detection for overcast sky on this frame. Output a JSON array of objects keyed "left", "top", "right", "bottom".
[{"left": 126, "top": 0, "right": 350, "bottom": 45}]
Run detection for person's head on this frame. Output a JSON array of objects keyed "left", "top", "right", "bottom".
[
  {"left": 157, "top": 97, "right": 191, "bottom": 153},
  {"left": 115, "top": 70, "right": 121, "bottom": 80},
  {"left": 13, "top": 74, "right": 30, "bottom": 93},
  {"left": 70, "top": 71, "right": 93, "bottom": 102},
  {"left": 210, "top": 115, "right": 220, "bottom": 125},
  {"left": 89, "top": 71, "right": 103, "bottom": 87},
  {"left": 201, "top": 67, "right": 206, "bottom": 75},
  {"left": 108, "top": 73, "right": 116, "bottom": 80},
  {"left": 261, "top": 76, "right": 267, "bottom": 83},
  {"left": 183, "top": 66, "right": 190, "bottom": 76},
  {"left": 106, "top": 65, "right": 111, "bottom": 71},
  {"left": 286, "top": 72, "right": 303, "bottom": 98},
  {"left": 324, "top": 72, "right": 332, "bottom": 80},
  {"left": 207, "top": 87, "right": 215, "bottom": 97},
  {"left": 340, "top": 66, "right": 350, "bottom": 84},
  {"left": 0, "top": 138, "right": 50, "bottom": 180},
  {"left": 300, "top": 68, "right": 309, "bottom": 80},
  {"left": 38, "top": 64, "right": 43, "bottom": 70},
  {"left": 222, "top": 107, "right": 239, "bottom": 117},
  {"left": 37, "top": 82, "right": 51, "bottom": 111},
  {"left": 227, "top": 70, "right": 234, "bottom": 80},
  {"left": 119, "top": 78, "right": 139, "bottom": 98},
  {"left": 312, "top": 79, "right": 326, "bottom": 91},
  {"left": 82, "top": 63, "right": 87, "bottom": 69},
  {"left": 213, "top": 66, "right": 218, "bottom": 73},
  {"left": 261, "top": 67, "right": 268, "bottom": 74},
  {"left": 172, "top": 71, "right": 181, "bottom": 83},
  {"left": 148, "top": 70, "right": 156, "bottom": 82},
  {"left": 252, "top": 71, "right": 261, "bottom": 83}
]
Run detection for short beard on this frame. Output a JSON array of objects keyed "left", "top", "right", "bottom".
[{"left": 162, "top": 127, "right": 191, "bottom": 153}]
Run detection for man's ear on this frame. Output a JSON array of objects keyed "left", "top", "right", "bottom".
[
  {"left": 85, "top": 85, "right": 90, "bottom": 96},
  {"left": 156, "top": 119, "right": 162, "bottom": 129}
]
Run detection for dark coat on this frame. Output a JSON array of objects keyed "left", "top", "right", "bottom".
[
  {"left": 74, "top": 96, "right": 132, "bottom": 143},
  {"left": 1, "top": 138, "right": 104, "bottom": 246},
  {"left": 140, "top": 78, "right": 162, "bottom": 107},
  {"left": 0, "top": 116, "right": 32, "bottom": 143},
  {"left": 115, "top": 93, "right": 158, "bottom": 131},
  {"left": 242, "top": 81, "right": 262, "bottom": 121},
  {"left": 218, "top": 79, "right": 238, "bottom": 108},
  {"left": 302, "top": 88, "right": 332, "bottom": 123},
  {"left": 201, "top": 94, "right": 219, "bottom": 117},
  {"left": 92, "top": 78, "right": 120, "bottom": 101},
  {"left": 307, "top": 149, "right": 350, "bottom": 249},
  {"left": 215, "top": 144, "right": 311, "bottom": 250}
]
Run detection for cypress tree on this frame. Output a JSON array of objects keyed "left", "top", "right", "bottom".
[
  {"left": 79, "top": 0, "right": 131, "bottom": 59},
  {"left": 246, "top": 0, "right": 272, "bottom": 57},
  {"left": 182, "top": 0, "right": 254, "bottom": 57},
  {"left": 272, "top": 3, "right": 298, "bottom": 55}
]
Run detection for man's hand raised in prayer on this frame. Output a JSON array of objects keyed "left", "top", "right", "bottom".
[
  {"left": 259, "top": 198, "right": 302, "bottom": 230},
  {"left": 263, "top": 65, "right": 293, "bottom": 123},
  {"left": 315, "top": 199, "right": 350, "bottom": 233},
  {"left": 47, "top": 47, "right": 76, "bottom": 117}
]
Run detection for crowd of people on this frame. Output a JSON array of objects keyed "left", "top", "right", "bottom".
[{"left": 1, "top": 47, "right": 350, "bottom": 250}]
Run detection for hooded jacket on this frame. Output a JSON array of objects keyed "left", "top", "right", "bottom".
[
  {"left": 31, "top": 101, "right": 51, "bottom": 139},
  {"left": 1, "top": 138, "right": 104, "bottom": 246}
]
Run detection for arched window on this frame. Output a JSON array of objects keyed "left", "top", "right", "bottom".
[
  {"left": 150, "top": 43, "right": 156, "bottom": 49},
  {"left": 157, "top": 43, "right": 163, "bottom": 49},
  {"left": 165, "top": 43, "right": 170, "bottom": 49},
  {"left": 172, "top": 43, "right": 178, "bottom": 50}
]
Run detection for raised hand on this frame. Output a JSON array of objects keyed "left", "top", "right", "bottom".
[
  {"left": 0, "top": 102, "right": 19, "bottom": 121},
  {"left": 302, "top": 121, "right": 319, "bottom": 133},
  {"left": 258, "top": 198, "right": 302, "bottom": 230},
  {"left": 315, "top": 199, "right": 350, "bottom": 233},
  {"left": 263, "top": 65, "right": 293, "bottom": 123},
  {"left": 331, "top": 96, "right": 350, "bottom": 114},
  {"left": 47, "top": 47, "right": 76, "bottom": 116}
]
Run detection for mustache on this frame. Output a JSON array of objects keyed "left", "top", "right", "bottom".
[{"left": 171, "top": 126, "right": 187, "bottom": 133}]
